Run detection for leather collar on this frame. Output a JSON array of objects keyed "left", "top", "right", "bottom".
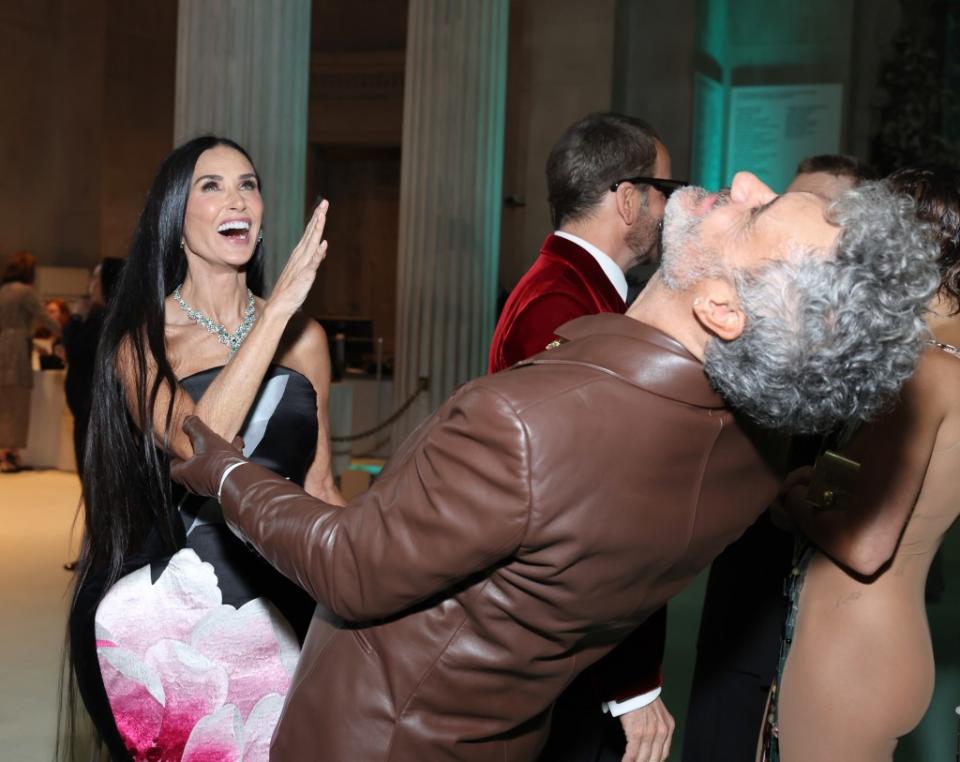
[{"left": 525, "top": 313, "right": 724, "bottom": 409}]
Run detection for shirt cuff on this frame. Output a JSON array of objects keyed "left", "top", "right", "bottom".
[
  {"left": 217, "top": 461, "right": 248, "bottom": 501},
  {"left": 602, "top": 686, "right": 662, "bottom": 717}
]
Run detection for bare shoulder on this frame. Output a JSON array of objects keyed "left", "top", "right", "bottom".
[
  {"left": 918, "top": 345, "right": 960, "bottom": 438},
  {"left": 912, "top": 346, "right": 960, "bottom": 400},
  {"left": 276, "top": 312, "right": 331, "bottom": 386},
  {"left": 892, "top": 348, "right": 960, "bottom": 448}
]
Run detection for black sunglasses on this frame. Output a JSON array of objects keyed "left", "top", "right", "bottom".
[{"left": 609, "top": 177, "right": 690, "bottom": 198}]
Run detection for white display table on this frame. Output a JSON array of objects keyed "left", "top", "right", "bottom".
[{"left": 22, "top": 370, "right": 76, "bottom": 472}]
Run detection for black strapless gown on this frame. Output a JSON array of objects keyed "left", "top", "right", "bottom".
[{"left": 71, "top": 366, "right": 318, "bottom": 762}]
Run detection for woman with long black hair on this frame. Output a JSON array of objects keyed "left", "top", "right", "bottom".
[
  {"left": 65, "top": 135, "right": 344, "bottom": 761},
  {"left": 62, "top": 256, "right": 125, "bottom": 476}
]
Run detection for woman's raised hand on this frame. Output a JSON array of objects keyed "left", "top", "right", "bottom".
[{"left": 266, "top": 199, "right": 330, "bottom": 319}]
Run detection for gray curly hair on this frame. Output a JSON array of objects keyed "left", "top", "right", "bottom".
[{"left": 703, "top": 182, "right": 939, "bottom": 433}]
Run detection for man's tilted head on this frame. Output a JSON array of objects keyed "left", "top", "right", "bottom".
[
  {"left": 545, "top": 112, "right": 674, "bottom": 269},
  {"left": 658, "top": 172, "right": 939, "bottom": 432}
]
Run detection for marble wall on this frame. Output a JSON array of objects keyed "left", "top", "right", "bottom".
[
  {"left": 497, "top": 0, "right": 617, "bottom": 292},
  {"left": 1, "top": 1, "right": 176, "bottom": 269}
]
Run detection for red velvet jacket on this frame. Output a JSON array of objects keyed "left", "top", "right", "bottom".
[
  {"left": 489, "top": 234, "right": 626, "bottom": 374},
  {"left": 489, "top": 234, "right": 665, "bottom": 702}
]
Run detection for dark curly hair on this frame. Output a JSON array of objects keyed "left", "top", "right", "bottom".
[{"left": 886, "top": 166, "right": 960, "bottom": 312}]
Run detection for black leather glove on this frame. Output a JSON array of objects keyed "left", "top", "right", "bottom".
[{"left": 170, "top": 416, "right": 248, "bottom": 498}]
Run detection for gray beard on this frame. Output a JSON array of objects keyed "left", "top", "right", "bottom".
[{"left": 659, "top": 187, "right": 727, "bottom": 289}]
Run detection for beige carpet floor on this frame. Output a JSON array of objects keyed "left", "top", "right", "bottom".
[{"left": 0, "top": 470, "right": 81, "bottom": 761}]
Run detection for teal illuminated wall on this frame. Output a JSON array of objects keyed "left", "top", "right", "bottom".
[{"left": 691, "top": 0, "right": 854, "bottom": 191}]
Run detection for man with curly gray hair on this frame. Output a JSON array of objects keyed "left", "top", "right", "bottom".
[
  {"left": 166, "top": 171, "right": 938, "bottom": 762},
  {"left": 649, "top": 171, "right": 939, "bottom": 432}
]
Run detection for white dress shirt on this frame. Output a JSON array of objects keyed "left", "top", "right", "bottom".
[{"left": 553, "top": 231, "right": 628, "bottom": 303}]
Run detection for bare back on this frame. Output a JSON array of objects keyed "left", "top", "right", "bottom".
[{"left": 778, "top": 345, "right": 960, "bottom": 761}]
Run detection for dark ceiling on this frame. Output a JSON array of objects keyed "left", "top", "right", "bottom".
[{"left": 311, "top": 0, "right": 408, "bottom": 51}]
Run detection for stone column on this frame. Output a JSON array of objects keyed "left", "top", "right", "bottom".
[
  {"left": 393, "top": 0, "right": 509, "bottom": 440},
  {"left": 174, "top": 0, "right": 311, "bottom": 285}
]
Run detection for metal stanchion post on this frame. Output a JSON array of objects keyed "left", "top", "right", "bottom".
[
  {"left": 333, "top": 332, "right": 346, "bottom": 381},
  {"left": 955, "top": 704, "right": 959, "bottom": 762},
  {"left": 375, "top": 337, "right": 384, "bottom": 429}
]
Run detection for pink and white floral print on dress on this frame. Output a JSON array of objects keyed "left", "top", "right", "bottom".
[{"left": 95, "top": 548, "right": 299, "bottom": 762}]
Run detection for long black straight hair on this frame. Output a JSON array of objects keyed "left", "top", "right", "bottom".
[{"left": 59, "top": 135, "right": 266, "bottom": 759}]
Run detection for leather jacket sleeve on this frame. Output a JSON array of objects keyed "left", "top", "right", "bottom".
[{"left": 219, "top": 384, "right": 532, "bottom": 622}]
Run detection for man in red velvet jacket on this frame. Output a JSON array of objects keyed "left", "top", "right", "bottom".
[
  {"left": 489, "top": 113, "right": 682, "bottom": 762},
  {"left": 489, "top": 112, "right": 678, "bottom": 372}
]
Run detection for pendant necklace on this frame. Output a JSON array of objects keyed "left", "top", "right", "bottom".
[{"left": 173, "top": 284, "right": 256, "bottom": 353}]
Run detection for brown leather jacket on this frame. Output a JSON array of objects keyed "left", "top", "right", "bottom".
[{"left": 216, "top": 314, "right": 784, "bottom": 760}]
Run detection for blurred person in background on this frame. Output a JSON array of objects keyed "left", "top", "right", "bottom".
[
  {"left": 63, "top": 257, "right": 125, "bottom": 475},
  {"left": 0, "top": 250, "right": 61, "bottom": 472},
  {"left": 61, "top": 258, "right": 124, "bottom": 572},
  {"left": 34, "top": 297, "right": 71, "bottom": 368},
  {"left": 45, "top": 297, "right": 72, "bottom": 329},
  {"left": 785, "top": 153, "right": 878, "bottom": 198}
]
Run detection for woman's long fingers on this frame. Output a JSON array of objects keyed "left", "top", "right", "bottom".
[
  {"left": 313, "top": 198, "right": 329, "bottom": 240},
  {"left": 298, "top": 200, "right": 328, "bottom": 260},
  {"left": 278, "top": 199, "right": 329, "bottom": 280}
]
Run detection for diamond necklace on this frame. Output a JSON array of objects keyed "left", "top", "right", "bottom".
[{"left": 172, "top": 284, "right": 256, "bottom": 353}]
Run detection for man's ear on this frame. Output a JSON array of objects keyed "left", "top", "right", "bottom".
[
  {"left": 691, "top": 279, "right": 746, "bottom": 341},
  {"left": 614, "top": 183, "right": 647, "bottom": 225}
]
